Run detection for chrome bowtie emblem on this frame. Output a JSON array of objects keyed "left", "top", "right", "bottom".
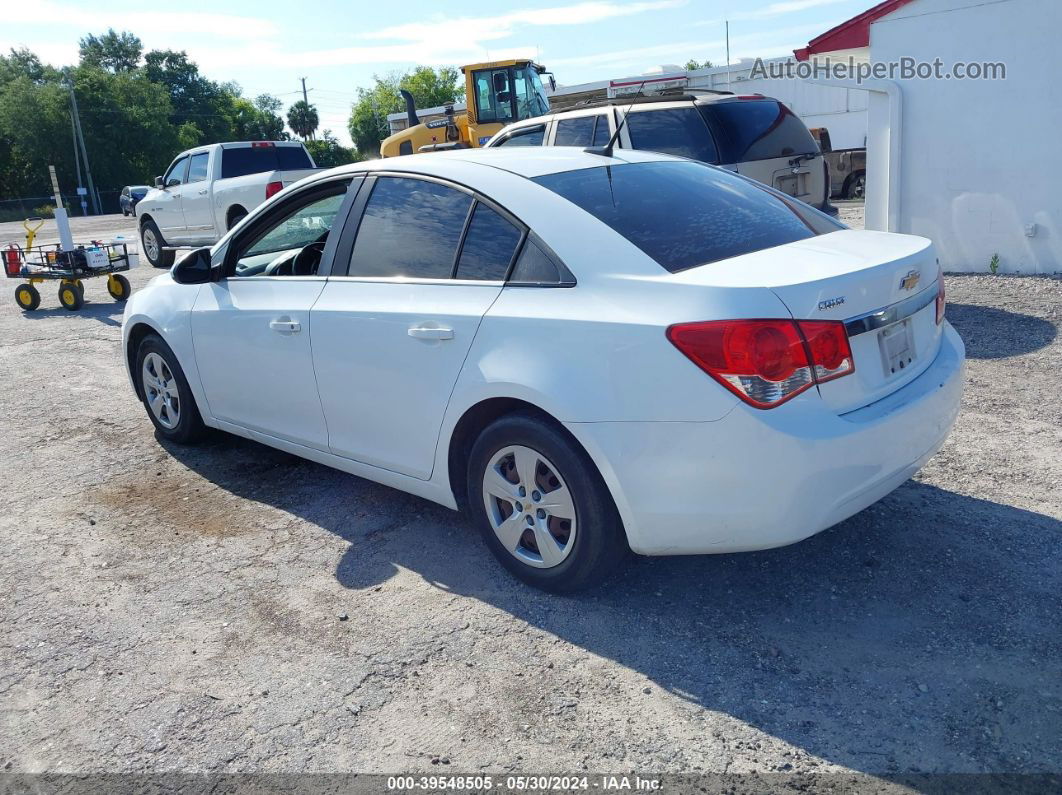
[{"left": 900, "top": 270, "right": 921, "bottom": 291}]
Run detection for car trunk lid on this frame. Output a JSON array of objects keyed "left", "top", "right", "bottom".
[{"left": 670, "top": 230, "right": 943, "bottom": 413}]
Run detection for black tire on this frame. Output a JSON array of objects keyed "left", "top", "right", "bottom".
[
  {"left": 228, "top": 208, "right": 247, "bottom": 231},
  {"left": 14, "top": 284, "right": 40, "bottom": 311},
  {"left": 58, "top": 282, "right": 83, "bottom": 311},
  {"left": 122, "top": 208, "right": 129, "bottom": 217},
  {"left": 140, "top": 219, "right": 174, "bottom": 269},
  {"left": 847, "top": 172, "right": 866, "bottom": 200},
  {"left": 135, "top": 333, "right": 207, "bottom": 444},
  {"left": 467, "top": 412, "right": 627, "bottom": 592},
  {"left": 107, "top": 273, "right": 131, "bottom": 301}
]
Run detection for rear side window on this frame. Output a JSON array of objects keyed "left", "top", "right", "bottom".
[
  {"left": 626, "top": 108, "right": 718, "bottom": 164},
  {"left": 496, "top": 125, "right": 545, "bottom": 147},
  {"left": 455, "top": 203, "right": 522, "bottom": 281},
  {"left": 509, "top": 239, "right": 571, "bottom": 285},
  {"left": 220, "top": 145, "right": 313, "bottom": 178},
  {"left": 701, "top": 100, "right": 818, "bottom": 163},
  {"left": 533, "top": 161, "right": 842, "bottom": 273},
  {"left": 348, "top": 177, "right": 472, "bottom": 279}
]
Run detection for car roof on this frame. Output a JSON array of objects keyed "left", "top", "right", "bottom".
[
  {"left": 549, "top": 92, "right": 775, "bottom": 116},
  {"left": 331, "top": 146, "right": 682, "bottom": 181}
]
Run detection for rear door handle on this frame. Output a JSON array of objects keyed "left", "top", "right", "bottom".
[
  {"left": 408, "top": 326, "right": 454, "bottom": 340},
  {"left": 198, "top": 189, "right": 208, "bottom": 195},
  {"left": 270, "top": 319, "right": 301, "bottom": 333}
]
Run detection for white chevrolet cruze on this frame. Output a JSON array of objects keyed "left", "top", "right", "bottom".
[{"left": 122, "top": 147, "right": 964, "bottom": 592}]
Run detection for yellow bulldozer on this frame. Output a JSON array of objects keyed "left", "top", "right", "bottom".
[{"left": 380, "top": 59, "right": 554, "bottom": 157}]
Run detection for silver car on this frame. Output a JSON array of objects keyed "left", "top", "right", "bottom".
[{"left": 486, "top": 92, "right": 833, "bottom": 213}]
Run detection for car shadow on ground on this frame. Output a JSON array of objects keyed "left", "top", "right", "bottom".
[
  {"left": 161, "top": 433, "right": 1061, "bottom": 776},
  {"left": 946, "top": 302, "right": 1056, "bottom": 359}
]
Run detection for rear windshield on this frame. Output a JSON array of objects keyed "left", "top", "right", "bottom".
[
  {"left": 220, "top": 145, "right": 313, "bottom": 178},
  {"left": 532, "top": 160, "right": 842, "bottom": 273},
  {"left": 700, "top": 100, "right": 818, "bottom": 163}
]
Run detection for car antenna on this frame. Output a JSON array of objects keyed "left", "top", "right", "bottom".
[{"left": 585, "top": 80, "right": 645, "bottom": 158}]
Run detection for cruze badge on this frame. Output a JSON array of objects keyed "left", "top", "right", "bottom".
[
  {"left": 818, "top": 296, "right": 846, "bottom": 311},
  {"left": 900, "top": 270, "right": 921, "bottom": 291}
]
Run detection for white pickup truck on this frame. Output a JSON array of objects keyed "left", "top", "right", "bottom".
[{"left": 137, "top": 141, "right": 321, "bottom": 267}]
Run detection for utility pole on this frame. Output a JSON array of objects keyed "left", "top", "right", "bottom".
[
  {"left": 68, "top": 87, "right": 99, "bottom": 215},
  {"left": 725, "top": 21, "right": 732, "bottom": 89},
  {"left": 70, "top": 111, "right": 87, "bottom": 216},
  {"left": 300, "top": 77, "right": 309, "bottom": 105}
]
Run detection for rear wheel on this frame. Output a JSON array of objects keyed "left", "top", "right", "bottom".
[
  {"left": 847, "top": 172, "right": 866, "bottom": 199},
  {"left": 140, "top": 220, "right": 174, "bottom": 269},
  {"left": 15, "top": 284, "right": 40, "bottom": 311},
  {"left": 228, "top": 208, "right": 247, "bottom": 230},
  {"left": 467, "top": 413, "right": 627, "bottom": 592},
  {"left": 135, "top": 334, "right": 206, "bottom": 444}
]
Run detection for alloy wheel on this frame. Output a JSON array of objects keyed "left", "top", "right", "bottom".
[
  {"left": 142, "top": 352, "right": 180, "bottom": 429},
  {"left": 482, "top": 445, "right": 577, "bottom": 569}
]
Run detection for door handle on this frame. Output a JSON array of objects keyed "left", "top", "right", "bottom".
[
  {"left": 408, "top": 326, "right": 454, "bottom": 340},
  {"left": 198, "top": 189, "right": 208, "bottom": 195},
  {"left": 270, "top": 319, "right": 301, "bottom": 333}
]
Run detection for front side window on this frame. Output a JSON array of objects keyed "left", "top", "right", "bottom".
[
  {"left": 496, "top": 125, "right": 545, "bottom": 147},
  {"left": 348, "top": 177, "right": 472, "bottom": 279},
  {"left": 455, "top": 203, "right": 522, "bottom": 281},
  {"left": 165, "top": 156, "right": 189, "bottom": 187},
  {"left": 626, "top": 108, "right": 719, "bottom": 164},
  {"left": 231, "top": 182, "right": 350, "bottom": 277},
  {"left": 473, "top": 68, "right": 514, "bottom": 125},
  {"left": 187, "top": 152, "right": 210, "bottom": 184},
  {"left": 533, "top": 161, "right": 842, "bottom": 273}
]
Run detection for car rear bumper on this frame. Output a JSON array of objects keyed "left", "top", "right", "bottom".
[{"left": 566, "top": 322, "right": 965, "bottom": 556}]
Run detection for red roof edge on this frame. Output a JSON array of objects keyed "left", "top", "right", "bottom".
[{"left": 793, "top": 0, "right": 918, "bottom": 61}]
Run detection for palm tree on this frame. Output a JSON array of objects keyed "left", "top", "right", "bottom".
[{"left": 287, "top": 100, "right": 319, "bottom": 141}]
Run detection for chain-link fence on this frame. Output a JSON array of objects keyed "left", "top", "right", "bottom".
[{"left": 0, "top": 190, "right": 126, "bottom": 223}]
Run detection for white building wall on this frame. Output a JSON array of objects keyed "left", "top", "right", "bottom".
[{"left": 870, "top": 0, "right": 1061, "bottom": 273}]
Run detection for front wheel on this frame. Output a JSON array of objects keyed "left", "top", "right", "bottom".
[
  {"left": 136, "top": 333, "right": 207, "bottom": 444},
  {"left": 58, "top": 281, "right": 84, "bottom": 311},
  {"left": 15, "top": 284, "right": 40, "bottom": 311},
  {"left": 140, "top": 220, "right": 174, "bottom": 269},
  {"left": 847, "top": 172, "right": 866, "bottom": 200},
  {"left": 107, "top": 273, "right": 131, "bottom": 301},
  {"left": 467, "top": 413, "right": 627, "bottom": 592}
]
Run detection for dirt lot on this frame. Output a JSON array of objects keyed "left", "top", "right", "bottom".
[{"left": 0, "top": 212, "right": 1059, "bottom": 779}]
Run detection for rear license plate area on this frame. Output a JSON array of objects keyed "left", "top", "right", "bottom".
[{"left": 878, "top": 318, "right": 915, "bottom": 376}]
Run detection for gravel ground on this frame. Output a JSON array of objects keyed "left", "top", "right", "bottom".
[{"left": 0, "top": 213, "right": 1059, "bottom": 780}]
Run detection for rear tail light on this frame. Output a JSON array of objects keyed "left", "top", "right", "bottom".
[
  {"left": 667, "top": 319, "right": 855, "bottom": 409},
  {"left": 265, "top": 180, "right": 283, "bottom": 199},
  {"left": 935, "top": 274, "right": 946, "bottom": 324}
]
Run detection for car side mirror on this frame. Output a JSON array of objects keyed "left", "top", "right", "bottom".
[
  {"left": 155, "top": 176, "right": 164, "bottom": 189},
  {"left": 171, "top": 247, "right": 214, "bottom": 284},
  {"left": 548, "top": 75, "right": 556, "bottom": 93}
]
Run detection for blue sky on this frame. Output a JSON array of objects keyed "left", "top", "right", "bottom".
[{"left": 2, "top": 0, "right": 872, "bottom": 145}]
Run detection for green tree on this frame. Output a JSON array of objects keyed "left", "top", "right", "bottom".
[
  {"left": 79, "top": 29, "right": 143, "bottom": 72},
  {"left": 684, "top": 59, "right": 714, "bottom": 71},
  {"left": 232, "top": 94, "right": 287, "bottom": 140},
  {"left": 348, "top": 66, "right": 464, "bottom": 157},
  {"left": 143, "top": 49, "right": 234, "bottom": 141},
  {"left": 304, "top": 130, "right": 361, "bottom": 168},
  {"left": 286, "top": 99, "right": 319, "bottom": 140}
]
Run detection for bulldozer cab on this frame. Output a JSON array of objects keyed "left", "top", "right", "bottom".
[
  {"left": 379, "top": 59, "right": 552, "bottom": 157},
  {"left": 464, "top": 60, "right": 552, "bottom": 146}
]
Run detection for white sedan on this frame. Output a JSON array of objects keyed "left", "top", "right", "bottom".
[{"left": 122, "top": 147, "right": 964, "bottom": 592}]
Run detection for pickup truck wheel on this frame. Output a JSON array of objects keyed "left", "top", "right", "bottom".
[
  {"left": 228, "top": 209, "right": 247, "bottom": 230},
  {"left": 141, "top": 220, "right": 174, "bottom": 269},
  {"left": 847, "top": 172, "right": 866, "bottom": 200}
]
